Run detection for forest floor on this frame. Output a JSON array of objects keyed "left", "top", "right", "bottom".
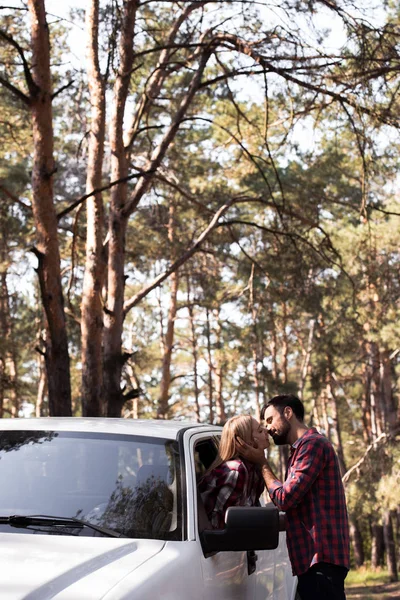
[
  {"left": 345, "top": 569, "right": 400, "bottom": 600},
  {"left": 346, "top": 581, "right": 400, "bottom": 599}
]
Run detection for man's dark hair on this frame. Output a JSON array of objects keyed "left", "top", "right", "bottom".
[{"left": 261, "top": 394, "right": 305, "bottom": 422}]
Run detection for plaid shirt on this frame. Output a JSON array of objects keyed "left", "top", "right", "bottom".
[
  {"left": 267, "top": 428, "right": 350, "bottom": 576},
  {"left": 199, "top": 458, "right": 265, "bottom": 529}
]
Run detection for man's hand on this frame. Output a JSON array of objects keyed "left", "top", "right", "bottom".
[{"left": 235, "top": 437, "right": 268, "bottom": 465}]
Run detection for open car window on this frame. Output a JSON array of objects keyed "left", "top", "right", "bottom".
[
  {"left": 194, "top": 436, "right": 221, "bottom": 534},
  {"left": 194, "top": 436, "right": 220, "bottom": 481}
]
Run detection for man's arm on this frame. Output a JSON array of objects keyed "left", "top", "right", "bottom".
[{"left": 236, "top": 436, "right": 326, "bottom": 512}]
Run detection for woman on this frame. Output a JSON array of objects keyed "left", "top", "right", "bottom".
[{"left": 198, "top": 415, "right": 269, "bottom": 529}]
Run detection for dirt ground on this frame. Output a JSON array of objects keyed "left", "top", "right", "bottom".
[{"left": 346, "top": 581, "right": 400, "bottom": 600}]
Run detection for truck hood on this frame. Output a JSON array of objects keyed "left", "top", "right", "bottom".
[{"left": 0, "top": 532, "right": 165, "bottom": 599}]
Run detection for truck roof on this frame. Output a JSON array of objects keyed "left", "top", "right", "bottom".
[{"left": 0, "top": 417, "right": 222, "bottom": 440}]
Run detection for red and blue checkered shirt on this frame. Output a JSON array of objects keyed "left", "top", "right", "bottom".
[
  {"left": 199, "top": 458, "right": 265, "bottom": 529},
  {"left": 267, "top": 428, "right": 350, "bottom": 576}
]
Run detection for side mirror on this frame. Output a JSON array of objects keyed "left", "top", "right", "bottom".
[{"left": 200, "top": 505, "right": 279, "bottom": 554}]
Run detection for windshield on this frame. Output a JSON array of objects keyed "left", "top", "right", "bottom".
[{"left": 0, "top": 430, "right": 182, "bottom": 540}]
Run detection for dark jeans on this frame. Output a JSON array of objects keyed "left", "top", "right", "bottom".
[{"left": 297, "top": 562, "right": 348, "bottom": 600}]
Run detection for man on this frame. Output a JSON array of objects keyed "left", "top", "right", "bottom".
[{"left": 238, "top": 394, "right": 350, "bottom": 600}]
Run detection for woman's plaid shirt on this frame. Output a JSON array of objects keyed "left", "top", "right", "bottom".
[
  {"left": 267, "top": 428, "right": 350, "bottom": 576},
  {"left": 199, "top": 458, "right": 264, "bottom": 529}
]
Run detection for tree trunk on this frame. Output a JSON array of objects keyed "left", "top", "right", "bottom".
[
  {"left": 320, "top": 389, "right": 331, "bottom": 440},
  {"left": 36, "top": 352, "right": 47, "bottom": 417},
  {"left": 299, "top": 319, "right": 315, "bottom": 400},
  {"left": 397, "top": 506, "right": 400, "bottom": 572},
  {"left": 280, "top": 301, "right": 288, "bottom": 385},
  {"left": 349, "top": 515, "right": 364, "bottom": 568},
  {"left": 205, "top": 306, "right": 214, "bottom": 424},
  {"left": 81, "top": 0, "right": 106, "bottom": 417},
  {"left": 0, "top": 270, "right": 5, "bottom": 418},
  {"left": 269, "top": 304, "right": 279, "bottom": 386},
  {"left": 380, "top": 348, "right": 396, "bottom": 431},
  {"left": 214, "top": 311, "right": 226, "bottom": 424},
  {"left": 279, "top": 445, "right": 289, "bottom": 482},
  {"left": 367, "top": 341, "right": 384, "bottom": 439},
  {"left": 28, "top": 0, "right": 71, "bottom": 416},
  {"left": 371, "top": 521, "right": 384, "bottom": 569},
  {"left": 104, "top": 0, "right": 137, "bottom": 417},
  {"left": 187, "top": 277, "right": 200, "bottom": 423},
  {"left": 361, "top": 343, "right": 373, "bottom": 443},
  {"left": 0, "top": 258, "right": 19, "bottom": 417},
  {"left": 104, "top": 14, "right": 210, "bottom": 415},
  {"left": 326, "top": 363, "right": 347, "bottom": 475},
  {"left": 158, "top": 202, "right": 179, "bottom": 419},
  {"left": 249, "top": 265, "right": 261, "bottom": 421},
  {"left": 383, "top": 510, "right": 398, "bottom": 582}
]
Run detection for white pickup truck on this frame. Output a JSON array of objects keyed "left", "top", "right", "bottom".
[{"left": 0, "top": 418, "right": 298, "bottom": 599}]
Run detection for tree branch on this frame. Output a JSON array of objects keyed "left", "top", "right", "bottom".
[
  {"left": 123, "top": 195, "right": 246, "bottom": 314},
  {"left": 0, "top": 74, "right": 30, "bottom": 104},
  {"left": 0, "top": 29, "right": 38, "bottom": 97},
  {"left": 57, "top": 168, "right": 156, "bottom": 220},
  {"left": 342, "top": 427, "right": 400, "bottom": 485},
  {"left": 52, "top": 79, "right": 75, "bottom": 99},
  {"left": 0, "top": 183, "right": 31, "bottom": 210}
]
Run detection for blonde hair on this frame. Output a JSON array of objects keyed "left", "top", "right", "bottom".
[{"left": 206, "top": 415, "right": 254, "bottom": 474}]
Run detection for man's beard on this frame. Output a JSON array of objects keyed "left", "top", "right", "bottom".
[{"left": 271, "top": 419, "right": 290, "bottom": 445}]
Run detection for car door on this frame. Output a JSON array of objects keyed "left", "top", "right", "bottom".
[
  {"left": 254, "top": 494, "right": 298, "bottom": 600},
  {"left": 184, "top": 430, "right": 256, "bottom": 600}
]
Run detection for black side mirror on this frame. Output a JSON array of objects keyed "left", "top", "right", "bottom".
[{"left": 200, "top": 505, "right": 279, "bottom": 555}]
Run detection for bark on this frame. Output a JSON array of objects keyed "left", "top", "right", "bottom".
[
  {"left": 0, "top": 359, "right": 3, "bottom": 418},
  {"left": 361, "top": 353, "right": 373, "bottom": 444},
  {"left": 278, "top": 445, "right": 289, "bottom": 482},
  {"left": 28, "top": 0, "right": 71, "bottom": 416},
  {"left": 383, "top": 510, "right": 398, "bottom": 582},
  {"left": 397, "top": 507, "right": 400, "bottom": 571},
  {"left": 298, "top": 319, "right": 315, "bottom": 400},
  {"left": 158, "top": 202, "right": 179, "bottom": 419},
  {"left": 104, "top": 0, "right": 137, "bottom": 417},
  {"left": 326, "top": 363, "right": 347, "bottom": 475},
  {"left": 125, "top": 363, "right": 140, "bottom": 419},
  {"left": 367, "top": 341, "right": 384, "bottom": 439},
  {"left": 349, "top": 515, "right": 364, "bottom": 568},
  {"left": 103, "top": 25, "right": 225, "bottom": 415},
  {"left": 269, "top": 304, "right": 279, "bottom": 385},
  {"left": 214, "top": 310, "right": 226, "bottom": 424},
  {"left": 205, "top": 306, "right": 214, "bottom": 424},
  {"left": 7, "top": 343, "right": 18, "bottom": 418},
  {"left": 280, "top": 301, "right": 288, "bottom": 385},
  {"left": 187, "top": 277, "right": 200, "bottom": 423},
  {"left": 81, "top": 0, "right": 107, "bottom": 417},
  {"left": 0, "top": 255, "right": 19, "bottom": 417},
  {"left": 0, "top": 270, "right": 5, "bottom": 418},
  {"left": 249, "top": 265, "right": 261, "bottom": 421},
  {"left": 252, "top": 345, "right": 261, "bottom": 421},
  {"left": 310, "top": 396, "right": 321, "bottom": 430},
  {"left": 380, "top": 348, "right": 396, "bottom": 431},
  {"left": 320, "top": 389, "right": 331, "bottom": 440},
  {"left": 36, "top": 352, "right": 47, "bottom": 417},
  {"left": 259, "top": 334, "right": 267, "bottom": 409},
  {"left": 371, "top": 521, "right": 384, "bottom": 569}
]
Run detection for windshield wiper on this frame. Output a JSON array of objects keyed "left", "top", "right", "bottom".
[{"left": 0, "top": 514, "right": 124, "bottom": 538}]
